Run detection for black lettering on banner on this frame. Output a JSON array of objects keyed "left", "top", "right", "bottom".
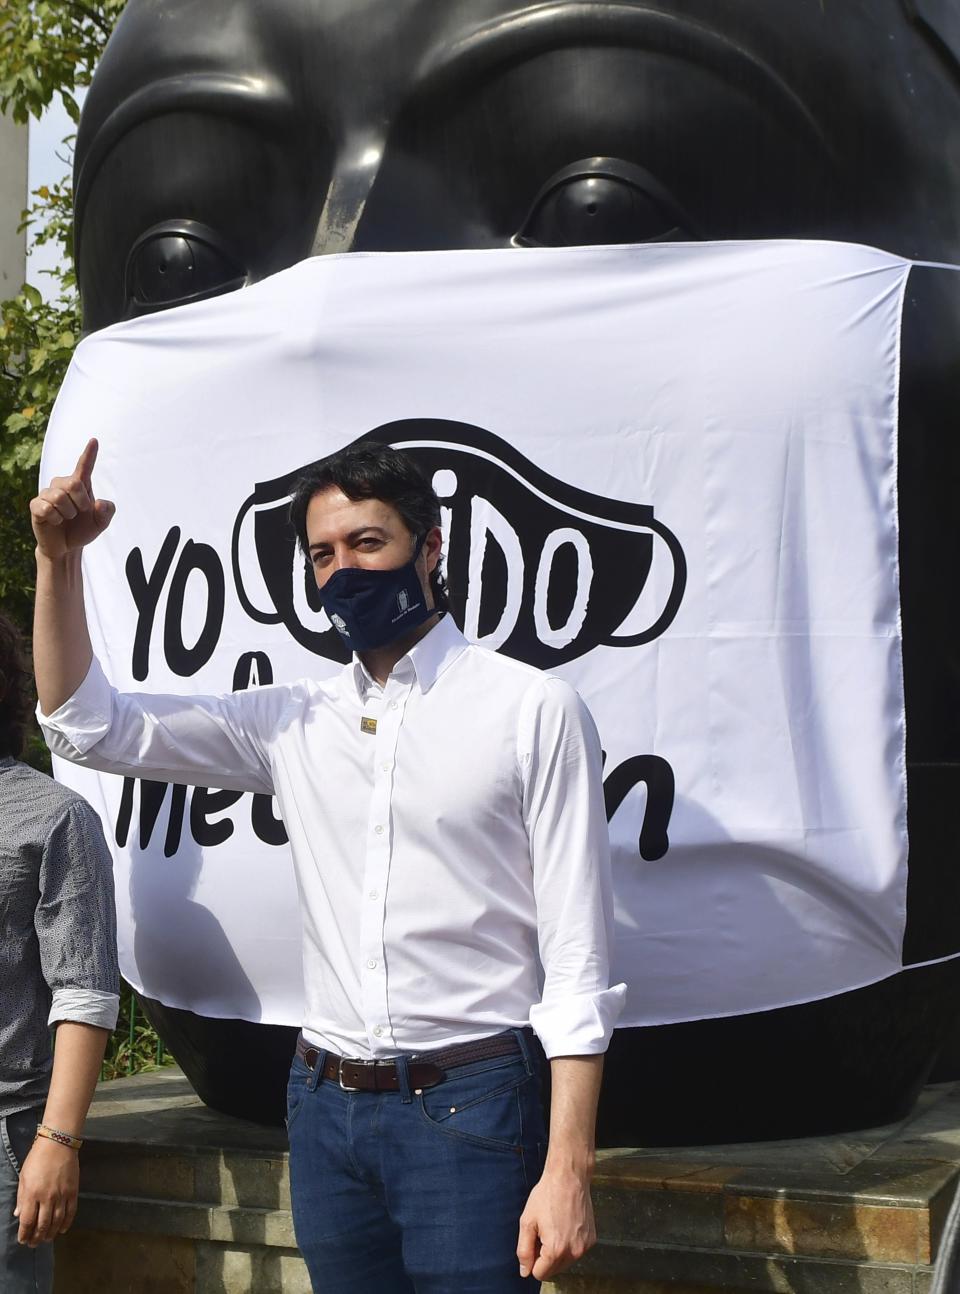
[
  {"left": 163, "top": 540, "right": 226, "bottom": 676},
  {"left": 190, "top": 786, "right": 243, "bottom": 847},
  {"left": 231, "top": 419, "right": 687, "bottom": 669},
  {"left": 125, "top": 529, "right": 228, "bottom": 679},
  {"left": 602, "top": 754, "right": 675, "bottom": 862},
  {"left": 113, "top": 648, "right": 291, "bottom": 853},
  {"left": 115, "top": 775, "right": 288, "bottom": 852},
  {"left": 116, "top": 777, "right": 187, "bottom": 859},
  {"left": 252, "top": 794, "right": 289, "bottom": 846},
  {"left": 115, "top": 758, "right": 674, "bottom": 859},
  {"left": 119, "top": 420, "right": 684, "bottom": 862},
  {"left": 126, "top": 527, "right": 180, "bottom": 681},
  {"left": 232, "top": 650, "right": 290, "bottom": 846},
  {"left": 162, "top": 783, "right": 187, "bottom": 859},
  {"left": 115, "top": 775, "right": 135, "bottom": 846},
  {"left": 233, "top": 651, "right": 273, "bottom": 690}
]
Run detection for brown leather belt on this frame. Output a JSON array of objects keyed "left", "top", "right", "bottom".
[{"left": 296, "top": 1030, "right": 522, "bottom": 1092}]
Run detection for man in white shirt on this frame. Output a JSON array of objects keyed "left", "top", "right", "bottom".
[{"left": 32, "top": 437, "right": 624, "bottom": 1292}]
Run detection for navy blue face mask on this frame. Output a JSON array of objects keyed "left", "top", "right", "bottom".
[{"left": 316, "top": 537, "right": 435, "bottom": 653}]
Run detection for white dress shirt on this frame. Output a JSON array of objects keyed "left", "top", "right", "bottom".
[{"left": 39, "top": 614, "right": 625, "bottom": 1059}]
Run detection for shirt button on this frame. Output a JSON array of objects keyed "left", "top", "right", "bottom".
[
  {"left": 373, "top": 1026, "right": 383, "bottom": 1038},
  {"left": 367, "top": 958, "right": 378, "bottom": 969},
  {"left": 381, "top": 763, "right": 391, "bottom": 773},
  {"left": 369, "top": 890, "right": 378, "bottom": 900},
  {"left": 374, "top": 825, "right": 384, "bottom": 835},
  {"left": 389, "top": 701, "right": 398, "bottom": 711}
]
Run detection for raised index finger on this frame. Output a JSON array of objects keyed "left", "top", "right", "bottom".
[{"left": 75, "top": 438, "right": 98, "bottom": 491}]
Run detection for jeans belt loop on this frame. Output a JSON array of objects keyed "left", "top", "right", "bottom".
[
  {"left": 307, "top": 1048, "right": 326, "bottom": 1093},
  {"left": 512, "top": 1026, "right": 537, "bottom": 1078},
  {"left": 395, "top": 1054, "right": 413, "bottom": 1104}
]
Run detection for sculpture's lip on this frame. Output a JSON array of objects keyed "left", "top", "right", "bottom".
[{"left": 419, "top": 2, "right": 829, "bottom": 157}]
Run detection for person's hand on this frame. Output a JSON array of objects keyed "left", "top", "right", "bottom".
[
  {"left": 30, "top": 438, "right": 115, "bottom": 563},
  {"left": 516, "top": 1164, "right": 597, "bottom": 1280},
  {"left": 13, "top": 1136, "right": 80, "bottom": 1247}
]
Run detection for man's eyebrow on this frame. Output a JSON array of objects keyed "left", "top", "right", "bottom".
[{"left": 308, "top": 526, "right": 390, "bottom": 552}]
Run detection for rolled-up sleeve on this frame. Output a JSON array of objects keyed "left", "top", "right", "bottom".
[
  {"left": 48, "top": 988, "right": 119, "bottom": 1032},
  {"left": 38, "top": 655, "right": 116, "bottom": 758},
  {"left": 36, "top": 800, "right": 120, "bottom": 1030},
  {"left": 520, "top": 677, "right": 626, "bottom": 1058},
  {"left": 38, "top": 655, "right": 291, "bottom": 795}
]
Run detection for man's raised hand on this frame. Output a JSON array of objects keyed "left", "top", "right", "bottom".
[{"left": 30, "top": 439, "right": 115, "bottom": 562}]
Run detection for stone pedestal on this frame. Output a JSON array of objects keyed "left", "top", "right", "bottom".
[
  {"left": 55, "top": 1070, "right": 960, "bottom": 1293},
  {"left": 53, "top": 1067, "right": 309, "bottom": 1294}
]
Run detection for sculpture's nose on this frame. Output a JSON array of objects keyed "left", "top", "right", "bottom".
[{"left": 310, "top": 137, "right": 385, "bottom": 256}]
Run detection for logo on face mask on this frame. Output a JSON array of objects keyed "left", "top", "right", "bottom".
[
  {"left": 232, "top": 419, "right": 686, "bottom": 667},
  {"left": 331, "top": 613, "right": 348, "bottom": 636}
]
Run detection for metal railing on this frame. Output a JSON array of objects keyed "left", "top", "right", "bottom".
[{"left": 99, "top": 984, "right": 168, "bottom": 1081}]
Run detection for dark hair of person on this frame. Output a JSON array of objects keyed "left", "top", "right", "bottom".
[
  {"left": 0, "top": 612, "right": 31, "bottom": 759},
  {"left": 289, "top": 442, "right": 449, "bottom": 610}
]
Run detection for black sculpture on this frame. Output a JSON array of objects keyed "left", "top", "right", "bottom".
[{"left": 73, "top": 0, "right": 960, "bottom": 1140}]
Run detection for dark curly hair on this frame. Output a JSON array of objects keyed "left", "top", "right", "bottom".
[
  {"left": 289, "top": 441, "right": 449, "bottom": 610},
  {"left": 0, "top": 612, "right": 31, "bottom": 759}
]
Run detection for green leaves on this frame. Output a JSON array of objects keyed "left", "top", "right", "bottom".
[
  {"left": 0, "top": 0, "right": 126, "bottom": 123},
  {"left": 101, "top": 984, "right": 173, "bottom": 1081},
  {"left": 1, "top": 270, "right": 83, "bottom": 454},
  {"left": 0, "top": 1, "right": 168, "bottom": 1074},
  {"left": 0, "top": 0, "right": 126, "bottom": 664}
]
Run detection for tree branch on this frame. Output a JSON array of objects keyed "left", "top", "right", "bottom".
[{"left": 58, "top": 1, "right": 113, "bottom": 39}]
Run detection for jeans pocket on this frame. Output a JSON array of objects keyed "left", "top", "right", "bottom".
[
  {"left": 0, "top": 1117, "right": 21, "bottom": 1175},
  {"left": 0, "top": 1108, "right": 39, "bottom": 1176},
  {"left": 285, "top": 1060, "right": 312, "bottom": 1134},
  {"left": 417, "top": 1063, "right": 534, "bottom": 1153}
]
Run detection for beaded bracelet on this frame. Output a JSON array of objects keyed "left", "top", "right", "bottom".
[{"left": 35, "top": 1124, "right": 83, "bottom": 1151}]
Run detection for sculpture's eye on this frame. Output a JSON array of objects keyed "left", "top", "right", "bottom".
[
  {"left": 514, "top": 158, "right": 696, "bottom": 248},
  {"left": 125, "top": 221, "right": 247, "bottom": 317}
]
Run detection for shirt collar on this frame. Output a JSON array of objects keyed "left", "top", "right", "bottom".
[{"left": 346, "top": 614, "right": 468, "bottom": 702}]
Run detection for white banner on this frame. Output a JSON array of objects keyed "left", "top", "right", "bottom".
[{"left": 42, "top": 239, "right": 911, "bottom": 1027}]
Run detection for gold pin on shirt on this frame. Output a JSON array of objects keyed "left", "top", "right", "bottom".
[{"left": 360, "top": 717, "right": 378, "bottom": 736}]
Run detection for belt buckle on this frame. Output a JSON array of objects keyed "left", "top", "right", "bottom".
[{"left": 338, "top": 1058, "right": 366, "bottom": 1092}]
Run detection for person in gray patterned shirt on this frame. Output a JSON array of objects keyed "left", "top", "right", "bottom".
[{"left": 0, "top": 611, "right": 119, "bottom": 1293}]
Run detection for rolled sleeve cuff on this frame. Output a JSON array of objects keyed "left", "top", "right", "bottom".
[
  {"left": 529, "top": 983, "right": 626, "bottom": 1059},
  {"left": 48, "top": 988, "right": 120, "bottom": 1032},
  {"left": 37, "top": 657, "right": 114, "bottom": 755}
]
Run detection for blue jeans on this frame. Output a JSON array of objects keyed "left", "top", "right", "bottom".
[
  {"left": 1, "top": 1107, "right": 53, "bottom": 1294},
  {"left": 286, "top": 1030, "right": 547, "bottom": 1293}
]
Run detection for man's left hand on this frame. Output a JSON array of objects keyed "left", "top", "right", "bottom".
[
  {"left": 14, "top": 1136, "right": 80, "bottom": 1247},
  {"left": 517, "top": 1164, "right": 597, "bottom": 1280}
]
